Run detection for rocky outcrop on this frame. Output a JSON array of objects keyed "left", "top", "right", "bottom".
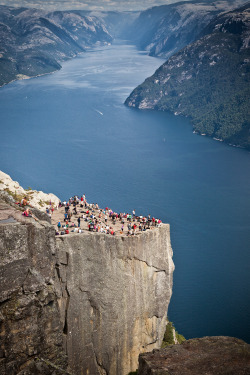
[
  {"left": 0, "top": 171, "right": 60, "bottom": 211},
  {"left": 0, "top": 199, "right": 67, "bottom": 375},
  {"left": 0, "top": 188, "right": 174, "bottom": 375},
  {"left": 137, "top": 336, "right": 250, "bottom": 374},
  {"left": 55, "top": 225, "right": 174, "bottom": 375}
]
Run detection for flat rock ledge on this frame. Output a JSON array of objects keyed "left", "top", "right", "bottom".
[
  {"left": 0, "top": 194, "right": 174, "bottom": 375},
  {"left": 137, "top": 336, "right": 250, "bottom": 375}
]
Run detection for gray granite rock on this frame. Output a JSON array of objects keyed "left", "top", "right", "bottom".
[
  {"left": 0, "top": 196, "right": 174, "bottom": 375},
  {"left": 56, "top": 225, "right": 174, "bottom": 375},
  {"left": 0, "top": 201, "right": 66, "bottom": 375}
]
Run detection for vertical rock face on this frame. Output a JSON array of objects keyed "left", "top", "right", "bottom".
[
  {"left": 56, "top": 225, "right": 174, "bottom": 375},
  {"left": 0, "top": 200, "right": 67, "bottom": 375}
]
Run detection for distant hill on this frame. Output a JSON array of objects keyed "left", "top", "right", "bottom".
[
  {"left": 125, "top": 3, "right": 250, "bottom": 149},
  {"left": 0, "top": 5, "right": 112, "bottom": 86},
  {"left": 127, "top": 0, "right": 247, "bottom": 58}
]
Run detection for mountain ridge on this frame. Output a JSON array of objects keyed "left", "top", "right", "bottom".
[
  {"left": 126, "top": 0, "right": 248, "bottom": 58},
  {"left": 0, "top": 5, "right": 112, "bottom": 86},
  {"left": 125, "top": 3, "right": 250, "bottom": 149}
]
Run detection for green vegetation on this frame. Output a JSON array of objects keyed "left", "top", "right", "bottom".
[
  {"left": 38, "top": 200, "right": 45, "bottom": 207},
  {"left": 127, "top": 27, "right": 250, "bottom": 149},
  {"left": 4, "top": 188, "right": 24, "bottom": 202},
  {"left": 161, "top": 320, "right": 185, "bottom": 348},
  {"left": 176, "top": 331, "right": 186, "bottom": 345}
]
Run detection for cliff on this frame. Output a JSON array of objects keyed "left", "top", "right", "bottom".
[
  {"left": 0, "top": 194, "right": 67, "bottom": 375},
  {"left": 0, "top": 186, "right": 174, "bottom": 374},
  {"left": 56, "top": 225, "right": 174, "bottom": 375}
]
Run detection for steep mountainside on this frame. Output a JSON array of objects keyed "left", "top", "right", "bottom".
[
  {"left": 86, "top": 10, "right": 139, "bottom": 38},
  {"left": 125, "top": 3, "right": 250, "bottom": 149},
  {"left": 127, "top": 0, "right": 247, "bottom": 58},
  {"left": 0, "top": 5, "right": 112, "bottom": 86}
]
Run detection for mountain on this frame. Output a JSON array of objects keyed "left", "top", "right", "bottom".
[
  {"left": 83, "top": 10, "right": 139, "bottom": 38},
  {"left": 0, "top": 5, "right": 112, "bottom": 86},
  {"left": 125, "top": 3, "right": 250, "bottom": 150},
  {"left": 127, "top": 0, "right": 248, "bottom": 58}
]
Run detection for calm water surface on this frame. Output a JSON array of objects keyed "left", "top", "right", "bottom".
[{"left": 0, "top": 41, "right": 250, "bottom": 343}]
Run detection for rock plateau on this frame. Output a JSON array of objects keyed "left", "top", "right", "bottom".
[{"left": 0, "top": 174, "right": 174, "bottom": 375}]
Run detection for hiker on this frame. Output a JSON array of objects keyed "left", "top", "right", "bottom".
[
  {"left": 21, "top": 197, "right": 28, "bottom": 206},
  {"left": 23, "top": 208, "right": 32, "bottom": 217},
  {"left": 78, "top": 217, "right": 81, "bottom": 228}
]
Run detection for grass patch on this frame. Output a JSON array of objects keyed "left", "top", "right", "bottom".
[
  {"left": 4, "top": 188, "right": 25, "bottom": 202},
  {"left": 39, "top": 200, "right": 45, "bottom": 207},
  {"left": 161, "top": 320, "right": 185, "bottom": 348}
]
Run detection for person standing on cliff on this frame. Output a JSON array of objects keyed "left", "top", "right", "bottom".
[{"left": 78, "top": 216, "right": 81, "bottom": 228}]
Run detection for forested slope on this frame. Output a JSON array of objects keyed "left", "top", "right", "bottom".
[{"left": 126, "top": 3, "right": 250, "bottom": 149}]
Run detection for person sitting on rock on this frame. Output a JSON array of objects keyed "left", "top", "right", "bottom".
[
  {"left": 21, "top": 197, "right": 28, "bottom": 206},
  {"left": 23, "top": 208, "right": 32, "bottom": 217}
]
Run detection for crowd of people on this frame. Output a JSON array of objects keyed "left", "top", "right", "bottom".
[{"left": 51, "top": 195, "right": 162, "bottom": 237}]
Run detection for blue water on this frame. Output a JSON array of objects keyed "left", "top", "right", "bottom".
[{"left": 1, "top": 41, "right": 250, "bottom": 343}]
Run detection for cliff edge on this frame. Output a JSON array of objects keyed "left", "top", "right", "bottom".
[
  {"left": 0, "top": 175, "right": 174, "bottom": 375},
  {"left": 137, "top": 336, "right": 250, "bottom": 374},
  {"left": 56, "top": 225, "right": 174, "bottom": 375},
  {"left": 0, "top": 194, "right": 67, "bottom": 375}
]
